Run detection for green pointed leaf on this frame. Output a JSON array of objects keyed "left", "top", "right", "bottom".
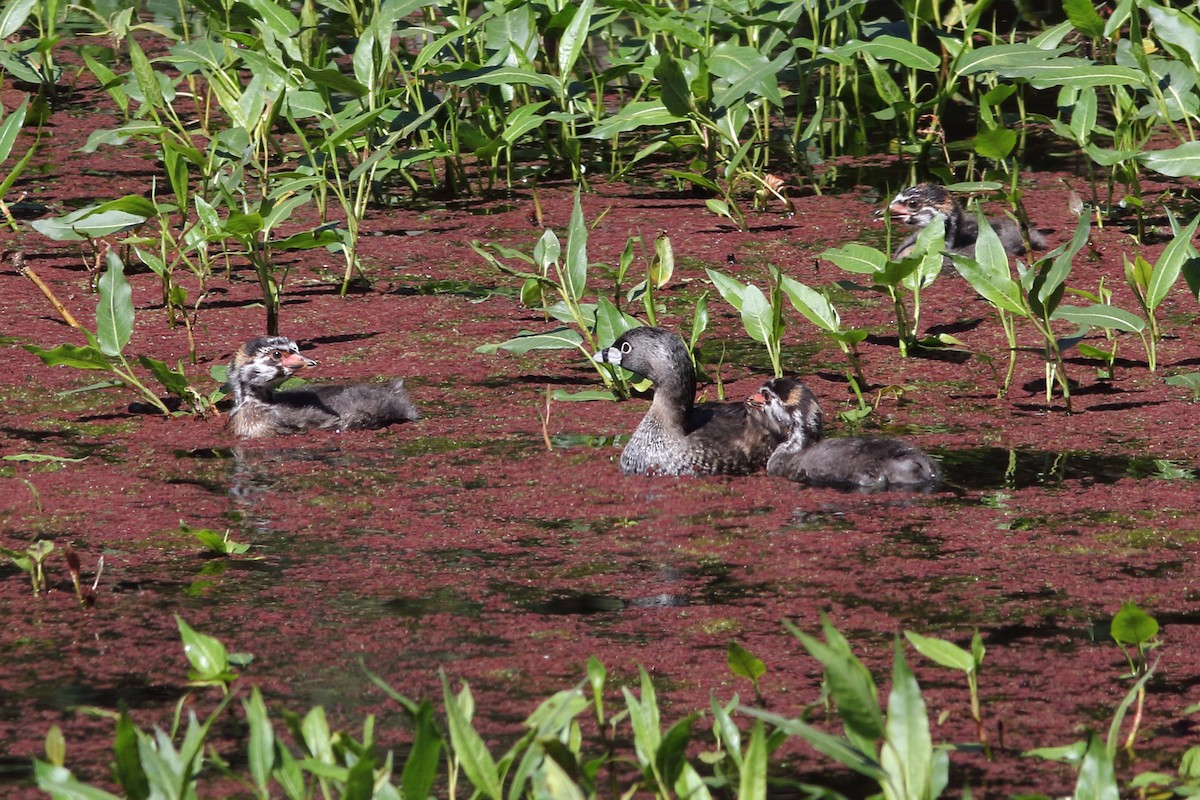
[
  {"left": 175, "top": 615, "right": 236, "bottom": 686},
  {"left": 0, "top": 96, "right": 28, "bottom": 163},
  {"left": 705, "top": 268, "right": 748, "bottom": 311},
  {"left": 787, "top": 619, "right": 884, "bottom": 742},
  {"left": 822, "top": 243, "right": 888, "bottom": 275},
  {"left": 96, "top": 252, "right": 134, "bottom": 358},
  {"left": 442, "top": 673, "right": 502, "bottom": 800},
  {"left": 881, "top": 638, "right": 943, "bottom": 800},
  {"left": 562, "top": 189, "right": 587, "bottom": 302},
  {"left": 654, "top": 52, "right": 693, "bottom": 117},
  {"left": 24, "top": 343, "right": 113, "bottom": 371},
  {"left": 727, "top": 640, "right": 766, "bottom": 686},
  {"left": 557, "top": 0, "right": 594, "bottom": 77},
  {"left": 1139, "top": 141, "right": 1200, "bottom": 178},
  {"left": 780, "top": 275, "right": 841, "bottom": 332},
  {"left": 904, "top": 631, "right": 976, "bottom": 673},
  {"left": 475, "top": 328, "right": 584, "bottom": 355},
  {"left": 242, "top": 687, "right": 275, "bottom": 792},
  {"left": 1074, "top": 733, "right": 1119, "bottom": 800},
  {"left": 739, "top": 284, "right": 775, "bottom": 346},
  {"left": 0, "top": 0, "right": 36, "bottom": 38},
  {"left": 1148, "top": 213, "right": 1200, "bottom": 309},
  {"left": 1051, "top": 304, "right": 1145, "bottom": 334}
]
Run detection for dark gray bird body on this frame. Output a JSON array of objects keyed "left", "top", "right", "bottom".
[
  {"left": 750, "top": 377, "right": 941, "bottom": 491},
  {"left": 593, "top": 327, "right": 783, "bottom": 476},
  {"left": 228, "top": 336, "right": 418, "bottom": 438}
]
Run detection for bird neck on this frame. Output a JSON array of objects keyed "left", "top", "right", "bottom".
[{"left": 647, "top": 363, "right": 696, "bottom": 432}]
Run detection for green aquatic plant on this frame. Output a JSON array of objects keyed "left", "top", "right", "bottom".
[
  {"left": 24, "top": 251, "right": 220, "bottom": 416},
  {"left": 1055, "top": 212, "right": 1200, "bottom": 373},
  {"left": 474, "top": 189, "right": 642, "bottom": 399},
  {"left": 705, "top": 265, "right": 786, "bottom": 377},
  {"left": 952, "top": 212, "right": 1091, "bottom": 411},
  {"left": 183, "top": 521, "right": 251, "bottom": 556},
  {"left": 905, "top": 629, "right": 990, "bottom": 757},
  {"left": 0, "top": 539, "right": 54, "bottom": 595},
  {"left": 1166, "top": 372, "right": 1200, "bottom": 401},
  {"left": 0, "top": 95, "right": 37, "bottom": 230},
  {"left": 1110, "top": 601, "right": 1160, "bottom": 753},
  {"left": 727, "top": 640, "right": 766, "bottom": 705},
  {"left": 745, "top": 614, "right": 950, "bottom": 800},
  {"left": 822, "top": 210, "right": 945, "bottom": 358}
]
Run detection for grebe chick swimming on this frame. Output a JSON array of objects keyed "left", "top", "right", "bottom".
[
  {"left": 887, "top": 183, "right": 1047, "bottom": 261},
  {"left": 228, "top": 336, "right": 418, "bottom": 438},
  {"left": 749, "top": 377, "right": 941, "bottom": 491}
]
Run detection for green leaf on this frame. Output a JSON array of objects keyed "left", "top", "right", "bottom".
[
  {"left": 787, "top": 618, "right": 884, "bottom": 742},
  {"left": 475, "top": 328, "right": 583, "bottom": 355},
  {"left": 127, "top": 37, "right": 164, "bottom": 113},
  {"left": 655, "top": 714, "right": 694, "bottom": 787},
  {"left": 242, "top": 687, "right": 275, "bottom": 792},
  {"left": 0, "top": 0, "right": 36, "bottom": 38},
  {"left": 654, "top": 52, "right": 693, "bottom": 117},
  {"left": 562, "top": 189, "right": 587, "bottom": 302},
  {"left": 951, "top": 222, "right": 1026, "bottom": 317},
  {"left": 881, "top": 638, "right": 940, "bottom": 800},
  {"left": 0, "top": 95, "right": 28, "bottom": 163},
  {"left": 739, "top": 706, "right": 886, "bottom": 782},
  {"left": 441, "top": 673, "right": 502, "bottom": 800},
  {"left": 582, "top": 101, "right": 686, "bottom": 138},
  {"left": 443, "top": 65, "right": 560, "bottom": 94},
  {"left": 24, "top": 343, "right": 112, "bottom": 371},
  {"left": 35, "top": 761, "right": 123, "bottom": 800},
  {"left": 1110, "top": 602, "right": 1158, "bottom": 648},
  {"left": 823, "top": 243, "right": 888, "bottom": 275},
  {"left": 727, "top": 641, "right": 766, "bottom": 686},
  {"left": 3, "top": 453, "right": 87, "bottom": 463},
  {"left": 780, "top": 275, "right": 841, "bottom": 332},
  {"left": 95, "top": 251, "right": 134, "bottom": 358},
  {"left": 32, "top": 208, "right": 148, "bottom": 241},
  {"left": 400, "top": 700, "right": 443, "bottom": 800},
  {"left": 1074, "top": 733, "right": 1119, "bottom": 800},
  {"left": 1063, "top": 0, "right": 1106, "bottom": 39},
  {"left": 1140, "top": 141, "right": 1200, "bottom": 178},
  {"left": 904, "top": 631, "right": 976, "bottom": 673},
  {"left": 594, "top": 297, "right": 639, "bottom": 349},
  {"left": 839, "top": 36, "right": 940, "bottom": 71},
  {"left": 623, "top": 668, "right": 661, "bottom": 769},
  {"left": 557, "top": 0, "right": 594, "bottom": 78},
  {"left": 974, "top": 126, "right": 1017, "bottom": 160},
  {"left": 705, "top": 268, "right": 748, "bottom": 311},
  {"left": 1051, "top": 304, "right": 1145, "bottom": 334},
  {"left": 1148, "top": 213, "right": 1200, "bottom": 309},
  {"left": 176, "top": 615, "right": 236, "bottom": 687},
  {"left": 112, "top": 710, "right": 149, "bottom": 800},
  {"left": 739, "top": 284, "right": 775, "bottom": 346}
]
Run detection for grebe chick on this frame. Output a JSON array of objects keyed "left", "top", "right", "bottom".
[
  {"left": 593, "top": 326, "right": 784, "bottom": 476},
  {"left": 887, "top": 183, "right": 1046, "bottom": 260},
  {"left": 750, "top": 377, "right": 941, "bottom": 491},
  {"left": 228, "top": 336, "right": 418, "bottom": 438}
]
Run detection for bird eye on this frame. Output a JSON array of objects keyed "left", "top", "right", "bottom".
[
  {"left": 906, "top": 199, "right": 919, "bottom": 208},
  {"left": 271, "top": 349, "right": 282, "bottom": 359},
  {"left": 620, "top": 342, "right": 631, "bottom": 354}
]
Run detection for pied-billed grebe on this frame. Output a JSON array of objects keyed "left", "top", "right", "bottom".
[
  {"left": 592, "top": 327, "right": 784, "bottom": 476},
  {"left": 749, "top": 377, "right": 941, "bottom": 491},
  {"left": 228, "top": 336, "right": 419, "bottom": 438},
  {"left": 888, "top": 183, "right": 1047, "bottom": 260}
]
